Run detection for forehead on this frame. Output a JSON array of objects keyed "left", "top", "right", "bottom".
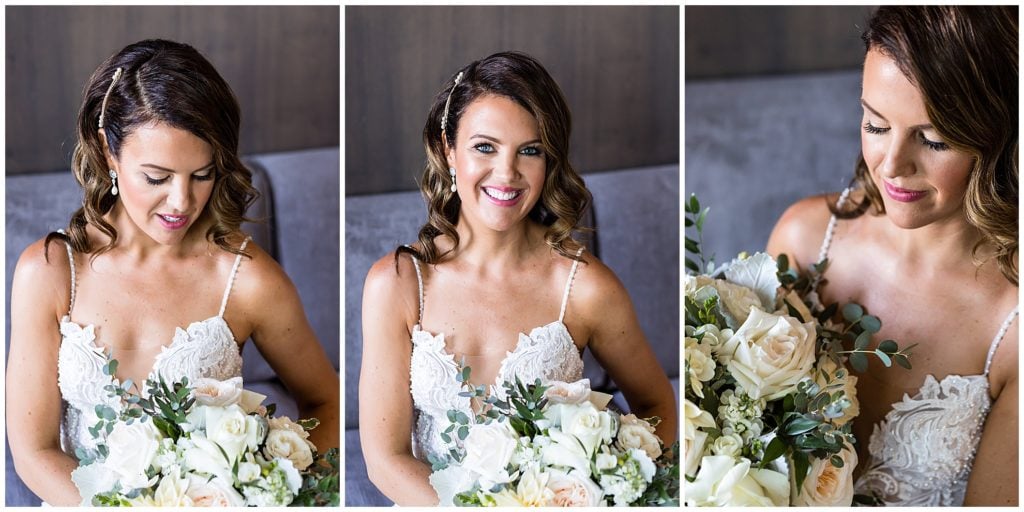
[
  {"left": 457, "top": 94, "right": 539, "bottom": 138},
  {"left": 118, "top": 121, "right": 213, "bottom": 164},
  {"left": 862, "top": 49, "right": 929, "bottom": 120}
]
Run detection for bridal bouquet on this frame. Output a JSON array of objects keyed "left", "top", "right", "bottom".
[
  {"left": 428, "top": 372, "right": 679, "bottom": 506},
  {"left": 70, "top": 361, "right": 339, "bottom": 507},
  {"left": 683, "top": 195, "right": 912, "bottom": 506}
]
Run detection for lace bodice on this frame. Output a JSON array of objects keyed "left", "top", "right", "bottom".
[
  {"left": 816, "top": 194, "right": 1018, "bottom": 506},
  {"left": 406, "top": 249, "right": 586, "bottom": 463},
  {"left": 55, "top": 235, "right": 249, "bottom": 458}
]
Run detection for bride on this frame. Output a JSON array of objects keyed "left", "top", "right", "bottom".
[
  {"left": 6, "top": 39, "right": 339, "bottom": 506},
  {"left": 768, "top": 6, "right": 1017, "bottom": 506},
  {"left": 359, "top": 51, "right": 677, "bottom": 505}
]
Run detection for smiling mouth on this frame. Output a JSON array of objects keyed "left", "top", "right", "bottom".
[
  {"left": 159, "top": 214, "right": 187, "bottom": 223},
  {"left": 483, "top": 187, "right": 522, "bottom": 201}
]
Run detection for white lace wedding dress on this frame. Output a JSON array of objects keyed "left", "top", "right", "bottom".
[
  {"left": 816, "top": 194, "right": 1019, "bottom": 506},
  {"left": 406, "top": 249, "right": 586, "bottom": 463},
  {"left": 56, "top": 236, "right": 249, "bottom": 459}
]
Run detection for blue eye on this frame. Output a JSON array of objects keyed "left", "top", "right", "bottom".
[
  {"left": 473, "top": 143, "right": 495, "bottom": 154},
  {"left": 520, "top": 146, "right": 543, "bottom": 157}
]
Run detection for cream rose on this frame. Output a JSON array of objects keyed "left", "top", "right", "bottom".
[
  {"left": 544, "top": 379, "right": 592, "bottom": 405},
  {"left": 711, "top": 432, "right": 744, "bottom": 458},
  {"left": 462, "top": 421, "right": 517, "bottom": 483},
  {"left": 206, "top": 404, "right": 260, "bottom": 463},
  {"left": 192, "top": 377, "right": 243, "bottom": 407},
  {"left": 814, "top": 356, "right": 859, "bottom": 426},
  {"left": 103, "top": 419, "right": 162, "bottom": 490},
  {"left": 721, "top": 308, "right": 816, "bottom": 400},
  {"left": 685, "top": 455, "right": 789, "bottom": 507},
  {"left": 684, "top": 399, "right": 716, "bottom": 478},
  {"left": 186, "top": 474, "right": 245, "bottom": 506},
  {"left": 616, "top": 414, "right": 662, "bottom": 460},
  {"left": 791, "top": 448, "right": 858, "bottom": 507},
  {"left": 264, "top": 428, "right": 315, "bottom": 470},
  {"left": 547, "top": 469, "right": 604, "bottom": 506}
]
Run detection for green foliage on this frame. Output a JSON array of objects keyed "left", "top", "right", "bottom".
[
  {"left": 290, "top": 448, "right": 340, "bottom": 507},
  {"left": 685, "top": 194, "right": 715, "bottom": 275},
  {"left": 638, "top": 441, "right": 680, "bottom": 506}
]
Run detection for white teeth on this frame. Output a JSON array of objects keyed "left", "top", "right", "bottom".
[
  {"left": 484, "top": 188, "right": 521, "bottom": 201},
  {"left": 161, "top": 215, "right": 185, "bottom": 222}
]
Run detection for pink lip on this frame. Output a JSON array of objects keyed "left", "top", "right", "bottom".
[
  {"left": 157, "top": 213, "right": 189, "bottom": 230},
  {"left": 883, "top": 182, "right": 927, "bottom": 203},
  {"left": 481, "top": 186, "right": 524, "bottom": 207}
]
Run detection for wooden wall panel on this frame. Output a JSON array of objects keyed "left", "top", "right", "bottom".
[
  {"left": 6, "top": 6, "right": 339, "bottom": 175},
  {"left": 345, "top": 6, "right": 679, "bottom": 195}
]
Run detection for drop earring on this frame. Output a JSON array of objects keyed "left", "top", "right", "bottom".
[
  {"left": 449, "top": 167, "right": 457, "bottom": 193},
  {"left": 109, "top": 169, "right": 119, "bottom": 196}
]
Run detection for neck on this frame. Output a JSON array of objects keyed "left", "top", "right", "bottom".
[
  {"left": 103, "top": 205, "right": 202, "bottom": 261},
  {"left": 451, "top": 215, "right": 544, "bottom": 270},
  {"left": 878, "top": 210, "right": 985, "bottom": 273}
]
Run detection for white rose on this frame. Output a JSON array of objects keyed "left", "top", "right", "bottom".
[
  {"left": 515, "top": 466, "right": 554, "bottom": 506},
  {"left": 180, "top": 436, "right": 234, "bottom": 483},
  {"left": 792, "top": 448, "right": 858, "bottom": 507},
  {"left": 615, "top": 414, "right": 662, "bottom": 460},
  {"left": 461, "top": 421, "right": 517, "bottom": 483},
  {"left": 186, "top": 474, "right": 245, "bottom": 506},
  {"left": 558, "top": 402, "right": 615, "bottom": 456},
  {"left": 192, "top": 377, "right": 243, "bottom": 407},
  {"left": 721, "top": 308, "right": 817, "bottom": 400},
  {"left": 547, "top": 469, "right": 604, "bottom": 506},
  {"left": 683, "top": 399, "right": 715, "bottom": 478},
  {"left": 151, "top": 473, "right": 194, "bottom": 506},
  {"left": 814, "top": 356, "right": 859, "bottom": 426},
  {"left": 685, "top": 455, "right": 789, "bottom": 507},
  {"left": 264, "top": 428, "right": 315, "bottom": 470},
  {"left": 711, "top": 432, "right": 744, "bottom": 458},
  {"left": 205, "top": 404, "right": 254, "bottom": 463},
  {"left": 103, "top": 419, "right": 162, "bottom": 490}
]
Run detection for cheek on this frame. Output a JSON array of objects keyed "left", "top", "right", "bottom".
[{"left": 860, "top": 134, "right": 884, "bottom": 171}]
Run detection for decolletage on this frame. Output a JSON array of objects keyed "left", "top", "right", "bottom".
[
  {"left": 814, "top": 191, "right": 1018, "bottom": 506},
  {"left": 406, "top": 248, "right": 586, "bottom": 463},
  {"left": 56, "top": 235, "right": 249, "bottom": 458}
]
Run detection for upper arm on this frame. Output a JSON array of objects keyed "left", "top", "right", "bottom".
[
  {"left": 359, "top": 254, "right": 420, "bottom": 459},
  {"left": 765, "top": 194, "right": 834, "bottom": 272},
  {"left": 966, "top": 325, "right": 1019, "bottom": 505},
  {"left": 234, "top": 243, "right": 338, "bottom": 410},
  {"left": 572, "top": 255, "right": 676, "bottom": 434},
  {"left": 7, "top": 239, "right": 71, "bottom": 456}
]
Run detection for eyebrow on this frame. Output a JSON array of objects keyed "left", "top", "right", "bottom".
[
  {"left": 141, "top": 162, "right": 215, "bottom": 173},
  {"left": 860, "top": 99, "right": 934, "bottom": 130},
  {"left": 469, "top": 134, "right": 542, "bottom": 146}
]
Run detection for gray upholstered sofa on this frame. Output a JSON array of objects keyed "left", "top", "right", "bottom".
[
  {"left": 685, "top": 69, "right": 863, "bottom": 261},
  {"left": 4, "top": 147, "right": 340, "bottom": 506},
  {"left": 344, "top": 164, "right": 681, "bottom": 506}
]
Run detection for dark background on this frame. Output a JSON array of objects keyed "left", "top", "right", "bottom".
[
  {"left": 345, "top": 5, "right": 679, "bottom": 195},
  {"left": 5, "top": 5, "right": 339, "bottom": 175}
]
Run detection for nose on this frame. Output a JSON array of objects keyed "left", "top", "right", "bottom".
[
  {"left": 876, "top": 134, "right": 916, "bottom": 179},
  {"left": 493, "top": 152, "right": 521, "bottom": 181},
  {"left": 165, "top": 177, "right": 193, "bottom": 212}
]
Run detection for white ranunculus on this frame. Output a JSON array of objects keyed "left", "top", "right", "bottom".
[
  {"left": 711, "top": 432, "right": 744, "bottom": 458},
  {"left": 186, "top": 474, "right": 245, "bottom": 506},
  {"left": 547, "top": 469, "right": 604, "bottom": 507},
  {"left": 615, "top": 414, "right": 662, "bottom": 460},
  {"left": 103, "top": 419, "right": 162, "bottom": 490},
  {"left": 814, "top": 356, "right": 860, "bottom": 426},
  {"left": 264, "top": 428, "right": 315, "bottom": 470},
  {"left": 205, "top": 404, "right": 253, "bottom": 463},
  {"left": 683, "top": 399, "right": 716, "bottom": 478},
  {"left": 558, "top": 402, "right": 615, "bottom": 456},
  {"left": 792, "top": 448, "right": 858, "bottom": 507},
  {"left": 151, "top": 473, "right": 193, "bottom": 506},
  {"left": 721, "top": 308, "right": 817, "bottom": 400},
  {"left": 429, "top": 464, "right": 478, "bottom": 506},
  {"left": 192, "top": 377, "right": 243, "bottom": 407},
  {"left": 544, "top": 428, "right": 592, "bottom": 477},
  {"left": 461, "top": 421, "right": 518, "bottom": 483},
  {"left": 515, "top": 466, "right": 555, "bottom": 506},
  {"left": 685, "top": 455, "right": 789, "bottom": 507}
]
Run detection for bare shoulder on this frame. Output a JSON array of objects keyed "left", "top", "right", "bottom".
[
  {"left": 766, "top": 193, "right": 840, "bottom": 271},
  {"left": 569, "top": 251, "right": 632, "bottom": 315},
  {"left": 363, "top": 249, "right": 421, "bottom": 328},
  {"left": 990, "top": 311, "right": 1019, "bottom": 400},
  {"left": 12, "top": 236, "right": 73, "bottom": 315}
]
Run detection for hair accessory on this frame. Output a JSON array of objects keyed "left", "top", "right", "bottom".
[
  {"left": 109, "top": 169, "right": 119, "bottom": 196},
  {"left": 440, "top": 71, "right": 464, "bottom": 140},
  {"left": 448, "top": 167, "right": 457, "bottom": 193},
  {"left": 98, "top": 67, "right": 124, "bottom": 129}
]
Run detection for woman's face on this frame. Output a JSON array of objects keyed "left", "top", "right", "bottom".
[
  {"left": 447, "top": 94, "right": 546, "bottom": 233},
  {"left": 860, "top": 48, "right": 974, "bottom": 230},
  {"left": 105, "top": 121, "right": 216, "bottom": 246}
]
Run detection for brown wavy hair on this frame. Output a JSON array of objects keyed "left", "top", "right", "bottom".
[
  {"left": 835, "top": 6, "right": 1018, "bottom": 285},
  {"left": 397, "top": 51, "right": 592, "bottom": 265},
  {"left": 45, "top": 39, "right": 257, "bottom": 260}
]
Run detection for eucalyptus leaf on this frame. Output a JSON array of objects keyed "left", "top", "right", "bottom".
[
  {"left": 842, "top": 303, "right": 864, "bottom": 323},
  {"left": 878, "top": 340, "right": 898, "bottom": 354},
  {"left": 854, "top": 331, "right": 871, "bottom": 351},
  {"left": 830, "top": 455, "right": 845, "bottom": 468},
  {"left": 874, "top": 349, "right": 892, "bottom": 367},
  {"left": 894, "top": 354, "right": 912, "bottom": 370},
  {"left": 860, "top": 315, "right": 882, "bottom": 333},
  {"left": 849, "top": 352, "right": 868, "bottom": 373}
]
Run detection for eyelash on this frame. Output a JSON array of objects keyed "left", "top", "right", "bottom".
[
  {"left": 472, "top": 143, "right": 543, "bottom": 156},
  {"left": 143, "top": 172, "right": 214, "bottom": 186},
  {"left": 862, "top": 122, "right": 949, "bottom": 152}
]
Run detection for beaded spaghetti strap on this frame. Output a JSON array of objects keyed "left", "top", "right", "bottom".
[
  {"left": 983, "top": 305, "right": 1019, "bottom": 376},
  {"left": 558, "top": 248, "right": 586, "bottom": 322},
  {"left": 218, "top": 237, "right": 252, "bottom": 318},
  {"left": 404, "top": 246, "right": 425, "bottom": 325},
  {"left": 57, "top": 229, "right": 77, "bottom": 316},
  {"left": 815, "top": 187, "right": 852, "bottom": 265}
]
